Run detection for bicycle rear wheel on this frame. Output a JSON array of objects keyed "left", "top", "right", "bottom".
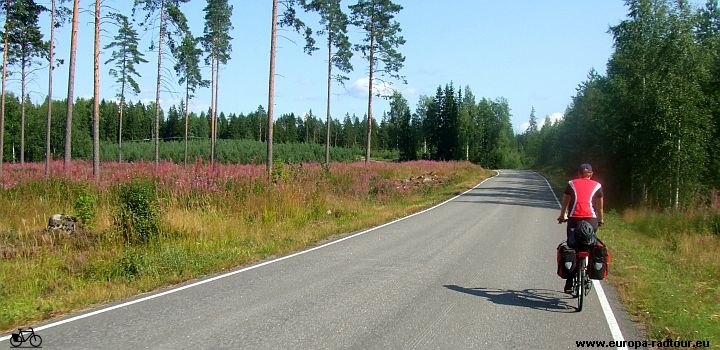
[
  {"left": 577, "top": 270, "right": 585, "bottom": 311},
  {"left": 9, "top": 338, "right": 21, "bottom": 348}
]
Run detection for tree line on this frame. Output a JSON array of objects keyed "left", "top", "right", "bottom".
[
  {"left": 0, "top": 81, "right": 520, "bottom": 168},
  {"left": 8, "top": 0, "right": 719, "bottom": 210},
  {"left": 0, "top": 0, "right": 407, "bottom": 180},
  {"left": 520, "top": 0, "right": 720, "bottom": 208}
]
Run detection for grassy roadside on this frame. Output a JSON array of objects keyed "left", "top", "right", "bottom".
[
  {"left": 0, "top": 161, "right": 493, "bottom": 333},
  {"left": 539, "top": 168, "right": 720, "bottom": 345},
  {"left": 601, "top": 211, "right": 720, "bottom": 345}
]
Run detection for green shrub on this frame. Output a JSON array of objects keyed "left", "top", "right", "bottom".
[
  {"left": 73, "top": 193, "right": 97, "bottom": 227},
  {"left": 115, "top": 180, "right": 160, "bottom": 245}
]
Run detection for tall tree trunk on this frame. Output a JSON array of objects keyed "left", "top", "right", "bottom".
[
  {"left": 20, "top": 60, "right": 26, "bottom": 164},
  {"left": 92, "top": 0, "right": 100, "bottom": 180},
  {"left": 214, "top": 57, "right": 219, "bottom": 161},
  {"left": 0, "top": 0, "right": 8, "bottom": 176},
  {"left": 154, "top": 0, "right": 166, "bottom": 166},
  {"left": 209, "top": 49, "right": 215, "bottom": 165},
  {"left": 184, "top": 83, "right": 189, "bottom": 166},
  {"left": 118, "top": 58, "right": 127, "bottom": 162},
  {"left": 325, "top": 37, "right": 332, "bottom": 165},
  {"left": 118, "top": 97, "right": 124, "bottom": 161},
  {"left": 64, "top": 0, "right": 79, "bottom": 172},
  {"left": 267, "top": 0, "right": 278, "bottom": 180},
  {"left": 365, "top": 25, "right": 375, "bottom": 163},
  {"left": 45, "top": 0, "right": 56, "bottom": 177}
]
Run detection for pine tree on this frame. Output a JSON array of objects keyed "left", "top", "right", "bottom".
[
  {"left": 301, "top": 0, "right": 353, "bottom": 164},
  {"left": 202, "top": 0, "right": 233, "bottom": 166},
  {"left": 349, "top": 0, "right": 405, "bottom": 163},
  {"left": 105, "top": 13, "right": 148, "bottom": 162},
  {"left": 44, "top": 0, "right": 55, "bottom": 176},
  {"left": 92, "top": 0, "right": 100, "bottom": 180},
  {"left": 63, "top": 0, "right": 78, "bottom": 172},
  {"left": 133, "top": 0, "right": 190, "bottom": 165},
  {"left": 4, "top": 0, "right": 49, "bottom": 164},
  {"left": 0, "top": 0, "right": 9, "bottom": 173},
  {"left": 173, "top": 33, "right": 206, "bottom": 165}
]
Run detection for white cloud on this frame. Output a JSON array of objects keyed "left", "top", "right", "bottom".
[
  {"left": 515, "top": 112, "right": 564, "bottom": 134},
  {"left": 348, "top": 77, "right": 396, "bottom": 99},
  {"left": 547, "top": 112, "right": 564, "bottom": 124},
  {"left": 517, "top": 121, "right": 530, "bottom": 133}
]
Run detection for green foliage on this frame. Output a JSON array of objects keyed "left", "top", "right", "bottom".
[
  {"left": 115, "top": 180, "right": 160, "bottom": 245},
  {"left": 202, "top": 0, "right": 233, "bottom": 64},
  {"left": 104, "top": 13, "right": 147, "bottom": 98},
  {"left": 301, "top": 0, "right": 353, "bottom": 81},
  {"left": 525, "top": 1, "right": 720, "bottom": 208},
  {"left": 388, "top": 92, "right": 417, "bottom": 161},
  {"left": 349, "top": 0, "right": 406, "bottom": 161},
  {"left": 602, "top": 211, "right": 720, "bottom": 343},
  {"left": 349, "top": 0, "right": 405, "bottom": 82},
  {"left": 73, "top": 192, "right": 97, "bottom": 227},
  {"left": 4, "top": 0, "right": 49, "bottom": 69}
]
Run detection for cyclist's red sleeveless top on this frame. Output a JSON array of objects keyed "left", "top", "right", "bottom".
[{"left": 565, "top": 178, "right": 602, "bottom": 218}]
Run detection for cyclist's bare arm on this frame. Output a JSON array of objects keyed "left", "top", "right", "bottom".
[{"left": 558, "top": 193, "right": 571, "bottom": 222}]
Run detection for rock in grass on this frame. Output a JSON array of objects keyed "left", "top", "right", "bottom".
[{"left": 47, "top": 214, "right": 77, "bottom": 234}]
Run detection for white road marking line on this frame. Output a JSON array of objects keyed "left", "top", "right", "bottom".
[
  {"left": 2, "top": 172, "right": 498, "bottom": 341},
  {"left": 539, "top": 172, "right": 627, "bottom": 350}
]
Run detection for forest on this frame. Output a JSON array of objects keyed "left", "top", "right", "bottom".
[{"left": 3, "top": 0, "right": 720, "bottom": 209}]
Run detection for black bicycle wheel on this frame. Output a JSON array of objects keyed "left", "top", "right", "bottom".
[
  {"left": 29, "top": 334, "right": 42, "bottom": 347},
  {"left": 578, "top": 270, "right": 585, "bottom": 311},
  {"left": 9, "top": 336, "right": 22, "bottom": 347}
]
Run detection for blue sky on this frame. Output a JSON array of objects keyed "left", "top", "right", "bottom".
[{"left": 20, "top": 1, "right": 631, "bottom": 134}]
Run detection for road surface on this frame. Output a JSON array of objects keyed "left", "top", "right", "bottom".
[{"left": 1, "top": 169, "right": 644, "bottom": 349}]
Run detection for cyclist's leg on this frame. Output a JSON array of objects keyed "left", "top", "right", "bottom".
[{"left": 566, "top": 218, "right": 577, "bottom": 247}]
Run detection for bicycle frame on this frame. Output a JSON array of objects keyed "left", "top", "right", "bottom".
[
  {"left": 10, "top": 327, "right": 42, "bottom": 348},
  {"left": 12, "top": 328, "right": 34, "bottom": 342}
]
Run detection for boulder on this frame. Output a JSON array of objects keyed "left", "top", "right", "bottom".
[{"left": 47, "top": 214, "right": 77, "bottom": 234}]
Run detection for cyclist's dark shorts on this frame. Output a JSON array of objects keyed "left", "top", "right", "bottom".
[{"left": 567, "top": 217, "right": 598, "bottom": 246}]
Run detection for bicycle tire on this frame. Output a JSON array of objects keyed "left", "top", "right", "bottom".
[
  {"left": 578, "top": 270, "right": 585, "bottom": 311},
  {"left": 576, "top": 257, "right": 587, "bottom": 312},
  {"left": 29, "top": 334, "right": 42, "bottom": 347},
  {"left": 9, "top": 336, "right": 22, "bottom": 348}
]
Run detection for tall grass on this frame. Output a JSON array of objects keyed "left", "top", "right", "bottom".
[
  {"left": 597, "top": 209, "right": 720, "bottom": 345},
  {"left": 0, "top": 159, "right": 491, "bottom": 331},
  {"left": 538, "top": 168, "right": 719, "bottom": 343}
]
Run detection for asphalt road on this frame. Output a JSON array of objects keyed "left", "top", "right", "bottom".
[{"left": 1, "top": 169, "right": 645, "bottom": 349}]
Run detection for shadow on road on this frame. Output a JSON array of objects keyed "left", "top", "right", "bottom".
[
  {"left": 443, "top": 285, "right": 576, "bottom": 313},
  {"left": 454, "top": 170, "right": 560, "bottom": 209},
  {"left": 458, "top": 185, "right": 559, "bottom": 209}
]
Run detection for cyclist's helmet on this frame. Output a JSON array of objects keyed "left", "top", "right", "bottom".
[{"left": 575, "top": 220, "right": 597, "bottom": 246}]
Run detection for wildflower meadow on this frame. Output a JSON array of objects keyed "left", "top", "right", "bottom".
[{"left": 0, "top": 159, "right": 492, "bottom": 331}]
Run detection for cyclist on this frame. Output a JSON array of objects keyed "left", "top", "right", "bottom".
[{"left": 557, "top": 163, "right": 604, "bottom": 293}]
